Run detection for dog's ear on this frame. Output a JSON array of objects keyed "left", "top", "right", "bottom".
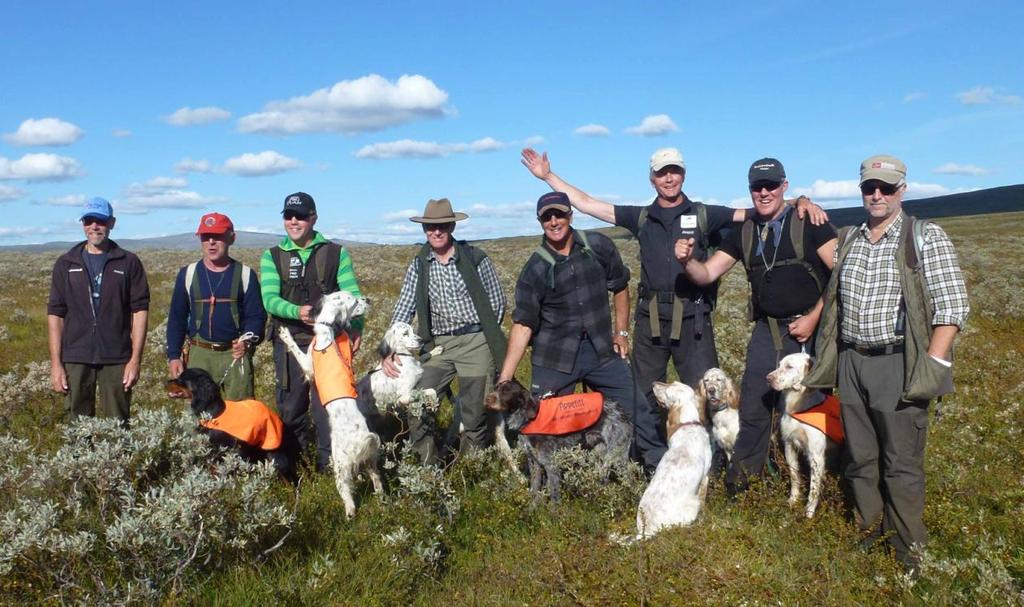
[
  {"left": 523, "top": 390, "right": 540, "bottom": 420},
  {"left": 724, "top": 376, "right": 739, "bottom": 409},
  {"left": 377, "top": 338, "right": 393, "bottom": 360},
  {"left": 484, "top": 390, "right": 502, "bottom": 412}
]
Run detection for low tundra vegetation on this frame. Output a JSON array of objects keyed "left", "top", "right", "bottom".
[{"left": 1, "top": 213, "right": 1022, "bottom": 605}]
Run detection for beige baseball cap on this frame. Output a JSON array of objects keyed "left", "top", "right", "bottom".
[
  {"left": 650, "top": 147, "right": 685, "bottom": 172},
  {"left": 859, "top": 155, "right": 907, "bottom": 186}
]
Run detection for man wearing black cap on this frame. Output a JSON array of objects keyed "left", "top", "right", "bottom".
[
  {"left": 386, "top": 198, "right": 507, "bottom": 465},
  {"left": 260, "top": 192, "right": 365, "bottom": 472},
  {"left": 497, "top": 192, "right": 666, "bottom": 471},
  {"left": 520, "top": 148, "right": 826, "bottom": 446},
  {"left": 676, "top": 159, "right": 837, "bottom": 493},
  {"left": 47, "top": 197, "right": 150, "bottom": 422}
]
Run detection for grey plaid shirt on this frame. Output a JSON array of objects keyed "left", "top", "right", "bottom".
[
  {"left": 838, "top": 213, "right": 969, "bottom": 348},
  {"left": 391, "top": 249, "right": 505, "bottom": 335}
]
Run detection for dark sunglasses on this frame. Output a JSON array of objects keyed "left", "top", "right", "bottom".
[
  {"left": 539, "top": 209, "right": 570, "bottom": 222},
  {"left": 422, "top": 222, "right": 454, "bottom": 233},
  {"left": 82, "top": 217, "right": 109, "bottom": 227},
  {"left": 749, "top": 181, "right": 782, "bottom": 193},
  {"left": 861, "top": 181, "right": 900, "bottom": 196},
  {"left": 283, "top": 211, "right": 311, "bottom": 221}
]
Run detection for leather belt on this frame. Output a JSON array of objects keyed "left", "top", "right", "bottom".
[
  {"left": 841, "top": 341, "right": 905, "bottom": 356},
  {"left": 438, "top": 323, "right": 481, "bottom": 337},
  {"left": 189, "top": 337, "right": 233, "bottom": 351}
]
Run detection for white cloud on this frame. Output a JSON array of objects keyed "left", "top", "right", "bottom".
[
  {"left": 0, "top": 153, "right": 83, "bottom": 181},
  {"left": 237, "top": 74, "right": 449, "bottom": 135},
  {"left": 4, "top": 118, "right": 84, "bottom": 146},
  {"left": 0, "top": 184, "right": 27, "bottom": 201},
  {"left": 222, "top": 151, "right": 301, "bottom": 176},
  {"left": 903, "top": 92, "right": 927, "bottom": 103},
  {"left": 112, "top": 128, "right": 133, "bottom": 138},
  {"left": 625, "top": 114, "right": 679, "bottom": 136},
  {"left": 933, "top": 162, "right": 990, "bottom": 176},
  {"left": 164, "top": 106, "right": 232, "bottom": 126},
  {"left": 523, "top": 135, "right": 545, "bottom": 146},
  {"left": 792, "top": 179, "right": 861, "bottom": 201},
  {"left": 956, "top": 85, "right": 1021, "bottom": 105},
  {"left": 119, "top": 176, "right": 221, "bottom": 212},
  {"left": 47, "top": 194, "right": 87, "bottom": 207},
  {"left": 175, "top": 157, "right": 214, "bottom": 174},
  {"left": 574, "top": 123, "right": 611, "bottom": 137},
  {"left": 381, "top": 208, "right": 421, "bottom": 221},
  {"left": 355, "top": 137, "right": 506, "bottom": 159},
  {"left": 905, "top": 182, "right": 950, "bottom": 197}
]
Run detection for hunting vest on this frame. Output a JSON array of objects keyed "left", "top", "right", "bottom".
[{"left": 270, "top": 241, "right": 341, "bottom": 341}]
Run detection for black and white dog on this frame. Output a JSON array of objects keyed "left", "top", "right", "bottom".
[
  {"left": 166, "top": 367, "right": 296, "bottom": 484},
  {"left": 485, "top": 379, "right": 631, "bottom": 502}
]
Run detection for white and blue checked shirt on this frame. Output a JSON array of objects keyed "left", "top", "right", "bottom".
[
  {"left": 391, "top": 249, "right": 505, "bottom": 335},
  {"left": 838, "top": 213, "right": 969, "bottom": 348}
]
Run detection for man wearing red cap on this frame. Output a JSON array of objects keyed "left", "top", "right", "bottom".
[{"left": 166, "top": 212, "right": 266, "bottom": 400}]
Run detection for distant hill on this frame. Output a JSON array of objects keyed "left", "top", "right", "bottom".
[{"left": 3, "top": 231, "right": 370, "bottom": 253}]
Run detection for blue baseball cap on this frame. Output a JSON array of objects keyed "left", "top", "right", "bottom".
[{"left": 80, "top": 197, "right": 113, "bottom": 222}]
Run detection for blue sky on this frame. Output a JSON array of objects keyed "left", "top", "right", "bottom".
[{"left": 1, "top": 0, "right": 1021, "bottom": 245}]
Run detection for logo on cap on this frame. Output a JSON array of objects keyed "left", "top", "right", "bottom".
[
  {"left": 872, "top": 161, "right": 896, "bottom": 170},
  {"left": 286, "top": 196, "right": 302, "bottom": 206},
  {"left": 204, "top": 217, "right": 216, "bottom": 227}
]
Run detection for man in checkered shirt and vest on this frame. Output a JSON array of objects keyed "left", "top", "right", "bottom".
[
  {"left": 805, "top": 155, "right": 969, "bottom": 573},
  {"left": 385, "top": 198, "right": 507, "bottom": 466}
]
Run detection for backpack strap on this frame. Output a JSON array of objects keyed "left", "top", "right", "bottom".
[
  {"left": 740, "top": 219, "right": 756, "bottom": 270},
  {"left": 313, "top": 242, "right": 342, "bottom": 295},
  {"left": 533, "top": 229, "right": 596, "bottom": 290},
  {"left": 694, "top": 202, "right": 710, "bottom": 252}
]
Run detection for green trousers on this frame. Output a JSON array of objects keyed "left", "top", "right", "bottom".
[
  {"left": 64, "top": 362, "right": 131, "bottom": 422},
  {"left": 187, "top": 345, "right": 255, "bottom": 401}
]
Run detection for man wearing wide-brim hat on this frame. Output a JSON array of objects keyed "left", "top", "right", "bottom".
[{"left": 384, "top": 198, "right": 507, "bottom": 465}]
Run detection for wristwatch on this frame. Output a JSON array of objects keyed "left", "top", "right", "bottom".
[{"left": 617, "top": 330, "right": 630, "bottom": 338}]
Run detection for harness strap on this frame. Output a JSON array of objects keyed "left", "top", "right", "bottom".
[{"left": 767, "top": 316, "right": 784, "bottom": 353}]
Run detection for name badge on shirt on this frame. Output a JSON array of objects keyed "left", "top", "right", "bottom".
[{"left": 679, "top": 214, "right": 697, "bottom": 238}]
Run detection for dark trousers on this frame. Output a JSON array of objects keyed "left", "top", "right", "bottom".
[
  {"left": 64, "top": 362, "right": 130, "bottom": 422},
  {"left": 273, "top": 339, "right": 330, "bottom": 471},
  {"left": 632, "top": 303, "right": 718, "bottom": 443},
  {"left": 726, "top": 319, "right": 803, "bottom": 490},
  {"left": 839, "top": 349, "right": 929, "bottom": 568},
  {"left": 530, "top": 338, "right": 667, "bottom": 470}
]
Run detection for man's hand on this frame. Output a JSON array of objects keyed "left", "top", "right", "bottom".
[
  {"left": 299, "top": 304, "right": 315, "bottom": 325},
  {"left": 674, "top": 238, "right": 696, "bottom": 265},
  {"left": 123, "top": 359, "right": 141, "bottom": 391},
  {"left": 788, "top": 315, "right": 816, "bottom": 343},
  {"left": 795, "top": 196, "right": 829, "bottom": 225},
  {"left": 168, "top": 358, "right": 185, "bottom": 377},
  {"left": 231, "top": 340, "right": 247, "bottom": 360},
  {"left": 381, "top": 352, "right": 401, "bottom": 378},
  {"left": 50, "top": 363, "right": 68, "bottom": 394},
  {"left": 612, "top": 334, "right": 630, "bottom": 359},
  {"left": 521, "top": 148, "right": 551, "bottom": 180},
  {"left": 350, "top": 333, "right": 362, "bottom": 355}
]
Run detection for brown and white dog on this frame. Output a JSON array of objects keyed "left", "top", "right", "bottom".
[
  {"left": 277, "top": 291, "right": 382, "bottom": 518},
  {"left": 636, "top": 381, "right": 712, "bottom": 538},
  {"left": 767, "top": 352, "right": 839, "bottom": 519},
  {"left": 696, "top": 368, "right": 740, "bottom": 463}
]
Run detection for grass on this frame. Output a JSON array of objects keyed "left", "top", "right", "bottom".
[{"left": 1, "top": 212, "right": 1022, "bottom": 605}]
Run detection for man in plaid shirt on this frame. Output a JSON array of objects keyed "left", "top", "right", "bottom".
[
  {"left": 807, "top": 155, "right": 969, "bottom": 574},
  {"left": 387, "top": 198, "right": 507, "bottom": 466},
  {"left": 498, "top": 192, "right": 667, "bottom": 472}
]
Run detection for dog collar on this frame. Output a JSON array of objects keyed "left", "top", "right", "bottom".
[
  {"left": 708, "top": 401, "right": 729, "bottom": 413},
  {"left": 676, "top": 421, "right": 705, "bottom": 428}
]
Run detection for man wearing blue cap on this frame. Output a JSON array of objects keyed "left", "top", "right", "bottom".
[{"left": 47, "top": 197, "right": 150, "bottom": 421}]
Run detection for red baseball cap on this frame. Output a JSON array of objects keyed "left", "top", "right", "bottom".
[{"left": 196, "top": 212, "right": 234, "bottom": 235}]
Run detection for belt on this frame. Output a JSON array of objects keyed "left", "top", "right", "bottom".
[
  {"left": 841, "top": 341, "right": 905, "bottom": 356},
  {"left": 437, "top": 323, "right": 481, "bottom": 337},
  {"left": 189, "top": 337, "right": 233, "bottom": 351}
]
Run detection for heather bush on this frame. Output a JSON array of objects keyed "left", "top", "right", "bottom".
[{"left": 0, "top": 409, "right": 294, "bottom": 604}]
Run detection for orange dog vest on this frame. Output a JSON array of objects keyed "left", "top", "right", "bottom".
[
  {"left": 789, "top": 394, "right": 844, "bottom": 443},
  {"left": 200, "top": 399, "right": 284, "bottom": 450},
  {"left": 310, "top": 332, "right": 357, "bottom": 404},
  {"left": 521, "top": 392, "right": 604, "bottom": 436}
]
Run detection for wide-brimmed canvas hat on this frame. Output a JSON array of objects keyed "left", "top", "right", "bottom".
[{"left": 409, "top": 198, "right": 468, "bottom": 223}]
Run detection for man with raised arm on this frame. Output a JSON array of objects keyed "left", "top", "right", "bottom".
[
  {"left": 675, "top": 158, "right": 837, "bottom": 495},
  {"left": 521, "top": 148, "right": 826, "bottom": 436}
]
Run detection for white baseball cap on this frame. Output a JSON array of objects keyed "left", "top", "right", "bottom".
[{"left": 650, "top": 147, "right": 685, "bottom": 172}]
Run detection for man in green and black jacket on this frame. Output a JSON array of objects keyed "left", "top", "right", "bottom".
[{"left": 260, "top": 192, "right": 364, "bottom": 472}]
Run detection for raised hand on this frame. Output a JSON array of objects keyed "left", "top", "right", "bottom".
[{"left": 521, "top": 148, "right": 550, "bottom": 180}]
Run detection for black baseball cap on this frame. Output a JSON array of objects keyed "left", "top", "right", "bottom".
[
  {"left": 536, "top": 191, "right": 571, "bottom": 217},
  {"left": 282, "top": 191, "right": 316, "bottom": 216},
  {"left": 747, "top": 158, "right": 786, "bottom": 185}
]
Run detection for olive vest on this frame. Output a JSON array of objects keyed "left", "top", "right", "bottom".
[{"left": 270, "top": 241, "right": 341, "bottom": 342}]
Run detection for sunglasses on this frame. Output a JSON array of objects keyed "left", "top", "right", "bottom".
[
  {"left": 283, "top": 211, "right": 311, "bottom": 221},
  {"left": 861, "top": 181, "right": 900, "bottom": 196},
  {"left": 539, "top": 209, "right": 570, "bottom": 222},
  {"left": 423, "top": 222, "right": 454, "bottom": 233},
  {"left": 749, "top": 181, "right": 782, "bottom": 193},
  {"left": 82, "top": 217, "right": 109, "bottom": 227}
]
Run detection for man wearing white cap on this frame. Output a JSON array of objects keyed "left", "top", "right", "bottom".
[
  {"left": 521, "top": 148, "right": 825, "bottom": 438},
  {"left": 805, "top": 155, "right": 969, "bottom": 572},
  {"left": 47, "top": 197, "right": 150, "bottom": 421}
]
